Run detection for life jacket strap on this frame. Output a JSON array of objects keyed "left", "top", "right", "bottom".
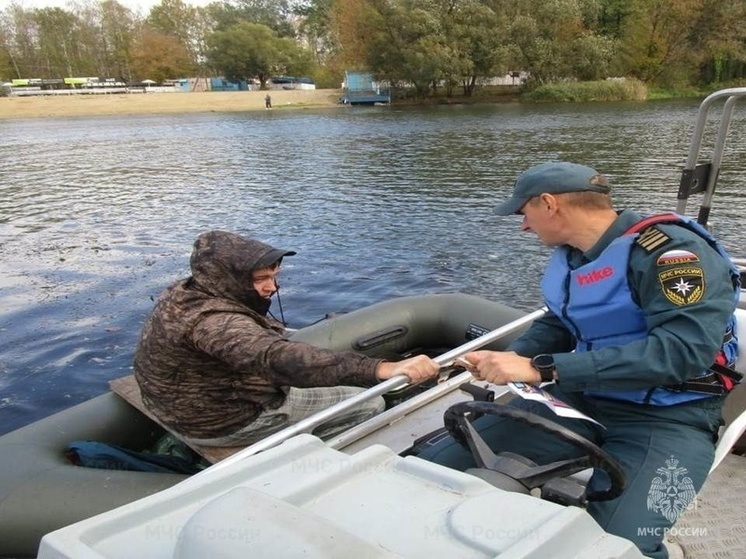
[
  {"left": 664, "top": 362, "right": 742, "bottom": 396},
  {"left": 623, "top": 213, "right": 681, "bottom": 235}
]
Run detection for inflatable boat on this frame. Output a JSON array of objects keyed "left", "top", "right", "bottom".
[{"left": 0, "top": 292, "right": 528, "bottom": 558}]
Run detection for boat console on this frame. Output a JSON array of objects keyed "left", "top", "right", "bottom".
[{"left": 38, "top": 434, "right": 644, "bottom": 559}]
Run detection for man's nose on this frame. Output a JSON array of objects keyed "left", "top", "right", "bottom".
[
  {"left": 257, "top": 278, "right": 277, "bottom": 293},
  {"left": 520, "top": 216, "right": 531, "bottom": 232}
]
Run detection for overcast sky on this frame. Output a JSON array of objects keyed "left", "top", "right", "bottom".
[{"left": 8, "top": 0, "right": 215, "bottom": 14}]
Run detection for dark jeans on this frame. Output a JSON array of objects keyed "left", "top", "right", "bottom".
[{"left": 417, "top": 386, "right": 724, "bottom": 559}]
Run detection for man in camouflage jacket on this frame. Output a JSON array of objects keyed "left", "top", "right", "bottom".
[{"left": 133, "top": 230, "right": 438, "bottom": 446}]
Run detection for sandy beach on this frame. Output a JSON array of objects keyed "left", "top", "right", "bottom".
[{"left": 0, "top": 89, "right": 344, "bottom": 119}]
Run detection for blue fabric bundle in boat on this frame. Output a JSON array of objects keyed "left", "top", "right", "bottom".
[{"left": 66, "top": 439, "right": 206, "bottom": 475}]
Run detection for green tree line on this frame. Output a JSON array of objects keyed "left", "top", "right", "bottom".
[{"left": 1, "top": 0, "right": 745, "bottom": 94}]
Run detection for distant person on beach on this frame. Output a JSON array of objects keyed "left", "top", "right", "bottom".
[
  {"left": 265, "top": 94, "right": 272, "bottom": 109},
  {"left": 419, "top": 162, "right": 741, "bottom": 558},
  {"left": 133, "top": 230, "right": 438, "bottom": 447}
]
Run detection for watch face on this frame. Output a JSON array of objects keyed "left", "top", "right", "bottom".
[{"left": 533, "top": 354, "right": 554, "bottom": 369}]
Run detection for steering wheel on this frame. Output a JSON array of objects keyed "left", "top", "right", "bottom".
[{"left": 443, "top": 401, "right": 626, "bottom": 502}]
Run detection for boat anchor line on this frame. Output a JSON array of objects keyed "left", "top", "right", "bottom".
[{"left": 188, "top": 306, "right": 549, "bottom": 480}]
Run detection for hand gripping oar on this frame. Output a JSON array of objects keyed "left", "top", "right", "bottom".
[{"left": 189, "top": 306, "right": 548, "bottom": 479}]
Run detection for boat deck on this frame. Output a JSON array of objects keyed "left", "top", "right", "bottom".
[{"left": 669, "top": 453, "right": 746, "bottom": 558}]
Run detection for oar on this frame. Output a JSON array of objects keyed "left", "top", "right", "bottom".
[{"left": 188, "top": 306, "right": 548, "bottom": 479}]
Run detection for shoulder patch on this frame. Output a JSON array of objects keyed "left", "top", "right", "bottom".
[
  {"left": 658, "top": 266, "right": 705, "bottom": 306},
  {"left": 636, "top": 226, "right": 672, "bottom": 253},
  {"left": 656, "top": 249, "right": 700, "bottom": 266}
]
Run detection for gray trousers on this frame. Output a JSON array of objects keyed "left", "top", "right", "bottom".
[{"left": 186, "top": 386, "right": 385, "bottom": 447}]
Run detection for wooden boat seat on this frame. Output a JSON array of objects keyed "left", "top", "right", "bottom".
[{"left": 109, "top": 375, "right": 242, "bottom": 464}]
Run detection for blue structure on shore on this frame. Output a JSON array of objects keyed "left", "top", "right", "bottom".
[
  {"left": 210, "top": 77, "right": 249, "bottom": 91},
  {"left": 339, "top": 71, "right": 390, "bottom": 105}
]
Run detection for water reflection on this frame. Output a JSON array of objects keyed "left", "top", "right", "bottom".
[{"left": 0, "top": 99, "right": 744, "bottom": 434}]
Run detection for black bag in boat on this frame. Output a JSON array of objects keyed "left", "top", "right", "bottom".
[{"left": 66, "top": 437, "right": 206, "bottom": 475}]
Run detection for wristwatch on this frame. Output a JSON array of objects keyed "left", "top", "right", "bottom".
[{"left": 531, "top": 354, "right": 556, "bottom": 383}]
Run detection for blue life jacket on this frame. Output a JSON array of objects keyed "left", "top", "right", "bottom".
[{"left": 542, "top": 213, "right": 740, "bottom": 405}]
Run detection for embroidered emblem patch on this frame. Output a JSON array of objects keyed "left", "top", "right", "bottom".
[
  {"left": 656, "top": 250, "right": 700, "bottom": 266},
  {"left": 658, "top": 266, "right": 704, "bottom": 305}
]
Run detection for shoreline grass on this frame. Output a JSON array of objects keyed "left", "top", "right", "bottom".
[{"left": 521, "top": 79, "right": 649, "bottom": 102}]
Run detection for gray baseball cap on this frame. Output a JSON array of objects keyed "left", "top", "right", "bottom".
[{"left": 495, "top": 162, "right": 610, "bottom": 215}]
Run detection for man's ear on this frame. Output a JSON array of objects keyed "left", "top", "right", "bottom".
[{"left": 538, "top": 192, "right": 558, "bottom": 212}]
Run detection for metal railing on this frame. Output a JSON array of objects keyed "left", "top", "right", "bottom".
[{"left": 676, "top": 87, "right": 746, "bottom": 226}]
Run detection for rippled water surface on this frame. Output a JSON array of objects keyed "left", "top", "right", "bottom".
[{"left": 1, "top": 99, "right": 745, "bottom": 434}]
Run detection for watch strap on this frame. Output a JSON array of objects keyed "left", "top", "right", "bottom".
[{"left": 538, "top": 366, "right": 554, "bottom": 383}]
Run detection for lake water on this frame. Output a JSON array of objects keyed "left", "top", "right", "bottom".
[{"left": 1, "top": 98, "right": 745, "bottom": 435}]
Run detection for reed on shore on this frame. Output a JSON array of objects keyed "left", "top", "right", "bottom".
[{"left": 521, "top": 79, "right": 649, "bottom": 102}]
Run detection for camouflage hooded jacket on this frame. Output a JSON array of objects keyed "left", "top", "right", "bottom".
[{"left": 133, "top": 231, "right": 380, "bottom": 440}]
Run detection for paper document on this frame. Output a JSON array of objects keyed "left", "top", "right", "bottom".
[{"left": 507, "top": 382, "right": 604, "bottom": 427}]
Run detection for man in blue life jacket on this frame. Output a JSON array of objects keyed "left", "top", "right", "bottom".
[{"left": 419, "top": 162, "right": 740, "bottom": 558}]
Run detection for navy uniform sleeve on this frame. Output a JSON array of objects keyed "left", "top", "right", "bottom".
[
  {"left": 509, "top": 310, "right": 575, "bottom": 357},
  {"left": 553, "top": 223, "right": 737, "bottom": 392}
]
